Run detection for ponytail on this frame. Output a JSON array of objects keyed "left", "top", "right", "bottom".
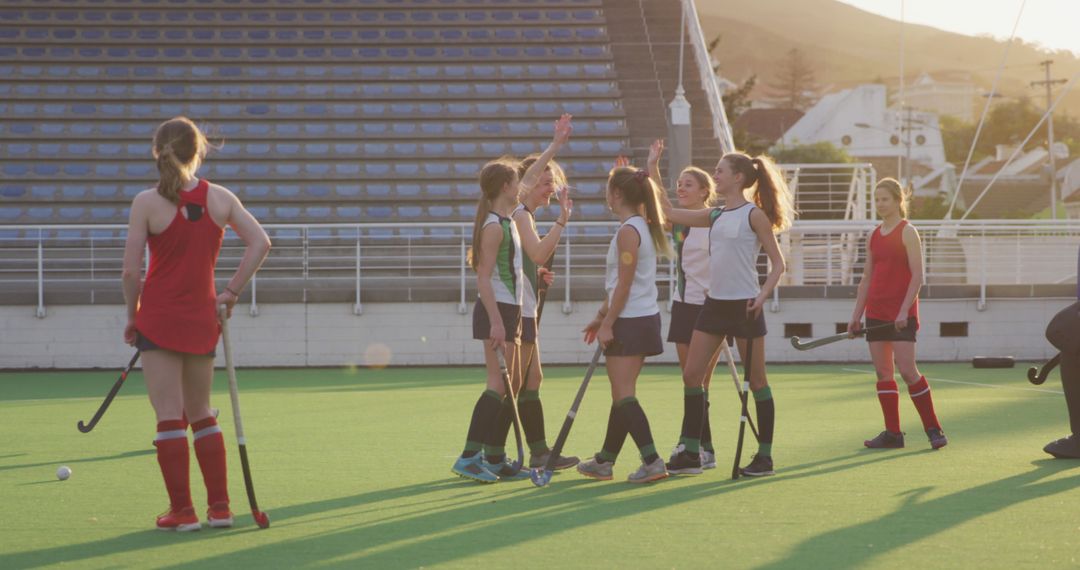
[
  {"left": 723, "top": 152, "right": 795, "bottom": 232},
  {"left": 608, "top": 167, "right": 673, "bottom": 258},
  {"left": 469, "top": 158, "right": 519, "bottom": 271},
  {"left": 152, "top": 116, "right": 210, "bottom": 204}
]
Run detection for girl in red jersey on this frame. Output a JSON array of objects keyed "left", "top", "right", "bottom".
[
  {"left": 122, "top": 117, "right": 271, "bottom": 531},
  {"left": 848, "top": 178, "right": 947, "bottom": 450}
]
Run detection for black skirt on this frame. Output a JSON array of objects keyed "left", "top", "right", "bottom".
[
  {"left": 865, "top": 317, "right": 918, "bottom": 343},
  {"left": 693, "top": 297, "right": 767, "bottom": 339},
  {"left": 472, "top": 300, "right": 522, "bottom": 344},
  {"left": 667, "top": 300, "right": 703, "bottom": 345},
  {"left": 604, "top": 313, "right": 664, "bottom": 357}
]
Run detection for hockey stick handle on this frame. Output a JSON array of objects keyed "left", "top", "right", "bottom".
[
  {"left": 77, "top": 350, "right": 141, "bottom": 433},
  {"left": 790, "top": 322, "right": 895, "bottom": 351},
  {"left": 220, "top": 306, "right": 247, "bottom": 442},
  {"left": 494, "top": 345, "right": 526, "bottom": 468},
  {"left": 720, "top": 343, "right": 758, "bottom": 441},
  {"left": 545, "top": 345, "right": 604, "bottom": 470},
  {"left": 732, "top": 336, "right": 754, "bottom": 480}
]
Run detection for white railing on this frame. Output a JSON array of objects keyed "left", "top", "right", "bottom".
[
  {"left": 779, "top": 163, "right": 876, "bottom": 221},
  {"left": 1, "top": 219, "right": 1076, "bottom": 318},
  {"left": 681, "top": 0, "right": 735, "bottom": 153}
]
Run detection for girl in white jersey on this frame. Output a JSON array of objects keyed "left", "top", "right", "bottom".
[
  {"left": 577, "top": 166, "right": 674, "bottom": 483},
  {"left": 646, "top": 140, "right": 723, "bottom": 473},
  {"left": 513, "top": 145, "right": 580, "bottom": 472},
  {"left": 661, "top": 152, "right": 792, "bottom": 477}
]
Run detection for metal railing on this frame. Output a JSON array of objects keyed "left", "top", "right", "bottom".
[
  {"left": 2, "top": 219, "right": 1076, "bottom": 317},
  {"left": 779, "top": 163, "right": 876, "bottom": 221},
  {"left": 682, "top": 0, "right": 736, "bottom": 153}
]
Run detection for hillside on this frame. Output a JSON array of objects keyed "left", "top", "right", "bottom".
[{"left": 695, "top": 0, "right": 1080, "bottom": 117}]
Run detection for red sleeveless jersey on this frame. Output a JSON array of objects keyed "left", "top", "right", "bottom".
[
  {"left": 135, "top": 180, "right": 225, "bottom": 354},
  {"left": 866, "top": 220, "right": 919, "bottom": 323}
]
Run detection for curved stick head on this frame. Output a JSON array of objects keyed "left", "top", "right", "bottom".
[
  {"left": 789, "top": 337, "right": 801, "bottom": 349},
  {"left": 76, "top": 421, "right": 91, "bottom": 433},
  {"left": 510, "top": 459, "right": 523, "bottom": 472},
  {"left": 1028, "top": 366, "right": 1048, "bottom": 385},
  {"left": 254, "top": 511, "right": 270, "bottom": 529},
  {"left": 530, "top": 468, "right": 553, "bottom": 487}
]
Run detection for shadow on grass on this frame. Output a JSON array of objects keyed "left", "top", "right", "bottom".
[
  {"left": 755, "top": 459, "right": 1080, "bottom": 569},
  {"left": 0, "top": 449, "right": 153, "bottom": 473},
  {"left": 154, "top": 450, "right": 932, "bottom": 568}
]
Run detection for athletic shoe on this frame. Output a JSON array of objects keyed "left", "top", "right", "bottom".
[
  {"left": 529, "top": 451, "right": 580, "bottom": 471},
  {"left": 701, "top": 450, "right": 717, "bottom": 469},
  {"left": 627, "top": 456, "right": 669, "bottom": 483},
  {"left": 156, "top": 506, "right": 201, "bottom": 532},
  {"left": 739, "top": 454, "right": 774, "bottom": 477},
  {"left": 1044, "top": 434, "right": 1080, "bottom": 459},
  {"left": 206, "top": 502, "right": 234, "bottom": 528},
  {"left": 927, "top": 428, "right": 949, "bottom": 450},
  {"left": 483, "top": 459, "right": 532, "bottom": 482},
  {"left": 668, "top": 442, "right": 686, "bottom": 464},
  {"left": 576, "top": 455, "right": 614, "bottom": 481},
  {"left": 864, "top": 430, "right": 905, "bottom": 449},
  {"left": 451, "top": 454, "right": 498, "bottom": 483},
  {"left": 665, "top": 450, "right": 703, "bottom": 475}
]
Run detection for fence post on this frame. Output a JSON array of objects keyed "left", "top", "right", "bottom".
[
  {"left": 89, "top": 234, "right": 95, "bottom": 305},
  {"left": 978, "top": 230, "right": 987, "bottom": 311},
  {"left": 458, "top": 232, "right": 468, "bottom": 314},
  {"left": 353, "top": 230, "right": 363, "bottom": 316},
  {"left": 35, "top": 229, "right": 45, "bottom": 318},
  {"left": 667, "top": 255, "right": 675, "bottom": 312},
  {"left": 562, "top": 231, "right": 572, "bottom": 314},
  {"left": 249, "top": 273, "right": 259, "bottom": 317}
]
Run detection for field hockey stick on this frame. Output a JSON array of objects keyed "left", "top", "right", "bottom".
[
  {"left": 732, "top": 335, "right": 754, "bottom": 480},
  {"left": 1028, "top": 353, "right": 1061, "bottom": 386},
  {"left": 220, "top": 306, "right": 271, "bottom": 529},
  {"left": 532, "top": 344, "right": 604, "bottom": 487},
  {"left": 522, "top": 257, "right": 556, "bottom": 377},
  {"left": 790, "top": 322, "right": 895, "bottom": 351},
  {"left": 720, "top": 343, "right": 758, "bottom": 441},
  {"left": 494, "top": 346, "right": 527, "bottom": 472},
  {"left": 77, "top": 350, "right": 141, "bottom": 433}
]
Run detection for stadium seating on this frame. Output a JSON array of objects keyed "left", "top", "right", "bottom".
[{"left": 0, "top": 0, "right": 629, "bottom": 226}]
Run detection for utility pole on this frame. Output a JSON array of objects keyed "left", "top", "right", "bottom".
[{"left": 1032, "top": 60, "right": 1067, "bottom": 218}]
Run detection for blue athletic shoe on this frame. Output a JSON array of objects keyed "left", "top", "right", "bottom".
[
  {"left": 452, "top": 455, "right": 498, "bottom": 484},
  {"left": 483, "top": 459, "right": 531, "bottom": 482}
]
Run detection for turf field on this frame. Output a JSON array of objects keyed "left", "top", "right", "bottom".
[{"left": 2, "top": 361, "right": 1078, "bottom": 569}]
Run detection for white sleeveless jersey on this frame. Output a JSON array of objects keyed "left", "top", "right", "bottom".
[
  {"left": 605, "top": 215, "right": 659, "bottom": 318},
  {"left": 512, "top": 204, "right": 539, "bottom": 318},
  {"left": 672, "top": 225, "right": 710, "bottom": 305},
  {"left": 479, "top": 212, "right": 524, "bottom": 306},
  {"left": 708, "top": 204, "right": 762, "bottom": 300}
]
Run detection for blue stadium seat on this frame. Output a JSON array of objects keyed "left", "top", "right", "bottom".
[
  {"left": 0, "top": 207, "right": 21, "bottom": 221},
  {"left": 1, "top": 185, "right": 26, "bottom": 198},
  {"left": 337, "top": 207, "right": 361, "bottom": 219}
]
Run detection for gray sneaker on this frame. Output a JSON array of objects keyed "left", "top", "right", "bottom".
[
  {"left": 576, "top": 455, "right": 614, "bottom": 481},
  {"left": 627, "top": 456, "right": 669, "bottom": 484},
  {"left": 530, "top": 451, "right": 580, "bottom": 471},
  {"left": 701, "top": 450, "right": 717, "bottom": 469}
]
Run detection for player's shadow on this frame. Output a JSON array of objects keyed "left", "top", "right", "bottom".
[
  {"left": 142, "top": 448, "right": 935, "bottom": 569},
  {"left": 0, "top": 479, "right": 463, "bottom": 570},
  {"left": 0, "top": 449, "right": 153, "bottom": 473},
  {"left": 754, "top": 459, "right": 1080, "bottom": 569}
]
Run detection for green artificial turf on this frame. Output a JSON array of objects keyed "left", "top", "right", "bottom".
[{"left": 2, "top": 362, "right": 1079, "bottom": 569}]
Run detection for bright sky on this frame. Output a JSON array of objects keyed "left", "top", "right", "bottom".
[{"left": 836, "top": 0, "right": 1080, "bottom": 56}]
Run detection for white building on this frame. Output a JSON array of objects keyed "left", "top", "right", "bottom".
[
  {"left": 778, "top": 84, "right": 947, "bottom": 173},
  {"left": 899, "top": 72, "right": 978, "bottom": 122}
]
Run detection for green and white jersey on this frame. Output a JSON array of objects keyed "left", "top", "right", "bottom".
[
  {"left": 480, "top": 211, "right": 524, "bottom": 306},
  {"left": 513, "top": 204, "right": 540, "bottom": 318}
]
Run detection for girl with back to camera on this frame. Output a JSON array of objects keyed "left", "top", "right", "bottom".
[
  {"left": 122, "top": 117, "right": 271, "bottom": 531},
  {"left": 849, "top": 178, "right": 947, "bottom": 450},
  {"left": 577, "top": 165, "right": 673, "bottom": 484}
]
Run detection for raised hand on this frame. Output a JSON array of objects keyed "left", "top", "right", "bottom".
[
  {"left": 613, "top": 155, "right": 631, "bottom": 169},
  {"left": 556, "top": 186, "right": 573, "bottom": 223},
  {"left": 648, "top": 139, "right": 665, "bottom": 168},
  {"left": 553, "top": 113, "right": 573, "bottom": 146}
]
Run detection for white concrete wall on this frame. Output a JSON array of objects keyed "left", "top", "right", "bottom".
[{"left": 0, "top": 298, "right": 1067, "bottom": 369}]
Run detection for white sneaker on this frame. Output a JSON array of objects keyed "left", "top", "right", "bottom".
[
  {"left": 701, "top": 450, "right": 717, "bottom": 469},
  {"left": 627, "top": 456, "right": 669, "bottom": 483}
]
